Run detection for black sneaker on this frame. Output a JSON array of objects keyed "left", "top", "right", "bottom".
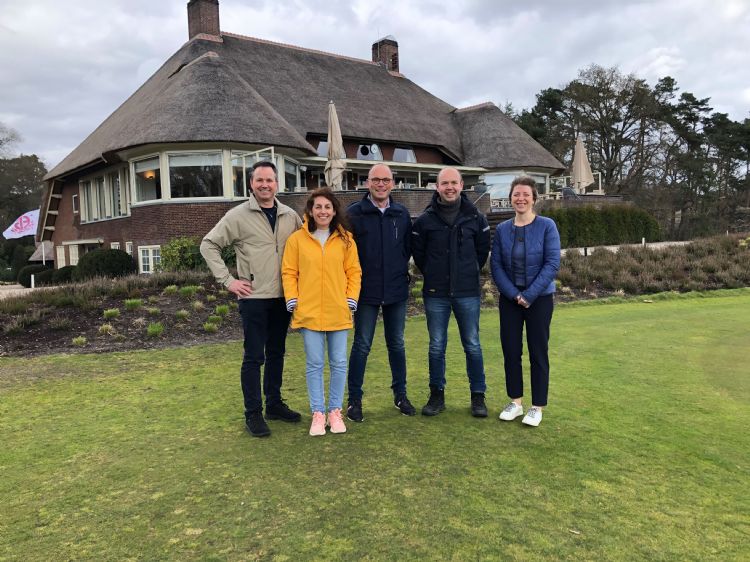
[
  {"left": 394, "top": 394, "right": 417, "bottom": 416},
  {"left": 471, "top": 392, "right": 488, "bottom": 417},
  {"left": 347, "top": 398, "right": 364, "bottom": 422},
  {"left": 421, "top": 385, "right": 445, "bottom": 416},
  {"left": 265, "top": 400, "right": 302, "bottom": 423},
  {"left": 245, "top": 412, "right": 271, "bottom": 437}
]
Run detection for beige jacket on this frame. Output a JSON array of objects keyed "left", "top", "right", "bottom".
[{"left": 200, "top": 196, "right": 302, "bottom": 299}]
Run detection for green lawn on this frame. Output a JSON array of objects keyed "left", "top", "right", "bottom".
[{"left": 1, "top": 291, "right": 749, "bottom": 561}]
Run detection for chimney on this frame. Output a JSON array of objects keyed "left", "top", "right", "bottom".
[
  {"left": 188, "top": 0, "right": 221, "bottom": 40},
  {"left": 371, "top": 36, "right": 399, "bottom": 73}
]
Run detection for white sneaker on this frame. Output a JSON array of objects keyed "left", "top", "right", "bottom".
[
  {"left": 522, "top": 406, "right": 543, "bottom": 427},
  {"left": 498, "top": 401, "right": 524, "bottom": 421}
]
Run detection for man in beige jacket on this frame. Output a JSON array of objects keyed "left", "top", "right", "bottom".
[{"left": 201, "top": 161, "right": 302, "bottom": 438}]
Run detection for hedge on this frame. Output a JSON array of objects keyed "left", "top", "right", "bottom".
[
  {"left": 52, "top": 265, "right": 77, "bottom": 284},
  {"left": 541, "top": 206, "right": 661, "bottom": 248},
  {"left": 17, "top": 264, "right": 52, "bottom": 288},
  {"left": 72, "top": 249, "right": 137, "bottom": 281}
]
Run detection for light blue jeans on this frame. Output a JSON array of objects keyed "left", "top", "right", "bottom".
[{"left": 301, "top": 328, "right": 349, "bottom": 413}]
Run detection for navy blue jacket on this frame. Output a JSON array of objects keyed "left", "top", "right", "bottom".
[
  {"left": 490, "top": 215, "right": 561, "bottom": 305},
  {"left": 411, "top": 192, "right": 490, "bottom": 298},
  {"left": 347, "top": 194, "right": 412, "bottom": 305}
]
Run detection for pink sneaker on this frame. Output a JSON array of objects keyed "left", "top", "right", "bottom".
[
  {"left": 309, "top": 411, "right": 326, "bottom": 436},
  {"left": 327, "top": 408, "right": 347, "bottom": 434}
]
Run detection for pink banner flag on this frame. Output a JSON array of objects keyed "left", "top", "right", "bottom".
[{"left": 3, "top": 209, "right": 40, "bottom": 239}]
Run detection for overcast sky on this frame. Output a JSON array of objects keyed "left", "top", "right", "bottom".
[{"left": 1, "top": 0, "right": 749, "bottom": 169}]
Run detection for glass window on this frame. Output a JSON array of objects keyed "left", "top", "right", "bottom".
[
  {"left": 135, "top": 158, "right": 161, "bottom": 202},
  {"left": 284, "top": 160, "right": 298, "bottom": 191},
  {"left": 231, "top": 155, "right": 249, "bottom": 197},
  {"left": 80, "top": 181, "right": 94, "bottom": 221},
  {"left": 110, "top": 242, "right": 120, "bottom": 250},
  {"left": 357, "top": 144, "right": 383, "bottom": 161},
  {"left": 393, "top": 174, "right": 418, "bottom": 188},
  {"left": 108, "top": 172, "right": 122, "bottom": 217},
  {"left": 139, "top": 246, "right": 161, "bottom": 274},
  {"left": 72, "top": 194, "right": 79, "bottom": 214},
  {"left": 169, "top": 152, "right": 222, "bottom": 198},
  {"left": 317, "top": 140, "right": 328, "bottom": 157},
  {"left": 95, "top": 176, "right": 106, "bottom": 219},
  {"left": 125, "top": 242, "right": 133, "bottom": 255},
  {"left": 484, "top": 173, "right": 516, "bottom": 212},
  {"left": 393, "top": 147, "right": 417, "bottom": 163}
]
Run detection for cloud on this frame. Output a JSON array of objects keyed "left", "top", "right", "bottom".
[{"left": 1, "top": 0, "right": 748, "bottom": 167}]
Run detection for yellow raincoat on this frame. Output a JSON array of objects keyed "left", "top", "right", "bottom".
[{"left": 281, "top": 222, "right": 362, "bottom": 331}]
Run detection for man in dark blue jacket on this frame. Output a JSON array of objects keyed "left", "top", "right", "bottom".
[
  {"left": 411, "top": 167, "right": 491, "bottom": 417},
  {"left": 346, "top": 164, "right": 415, "bottom": 422}
]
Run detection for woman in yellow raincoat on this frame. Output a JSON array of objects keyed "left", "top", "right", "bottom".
[{"left": 282, "top": 188, "right": 361, "bottom": 436}]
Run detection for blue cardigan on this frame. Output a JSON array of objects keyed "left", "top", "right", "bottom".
[{"left": 490, "top": 215, "right": 561, "bottom": 305}]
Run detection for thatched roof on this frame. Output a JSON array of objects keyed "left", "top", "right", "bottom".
[
  {"left": 455, "top": 103, "right": 564, "bottom": 170},
  {"left": 47, "top": 34, "right": 562, "bottom": 180}
]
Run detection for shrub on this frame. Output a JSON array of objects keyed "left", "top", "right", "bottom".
[
  {"left": 203, "top": 322, "right": 218, "bottom": 333},
  {"left": 160, "top": 237, "right": 207, "bottom": 272},
  {"left": 207, "top": 314, "right": 222, "bottom": 324},
  {"left": 192, "top": 300, "right": 205, "bottom": 311},
  {"left": 124, "top": 299, "right": 143, "bottom": 311},
  {"left": 72, "top": 249, "right": 136, "bottom": 281},
  {"left": 52, "top": 265, "right": 77, "bottom": 284},
  {"left": 542, "top": 206, "right": 661, "bottom": 248},
  {"left": 49, "top": 316, "right": 72, "bottom": 331},
  {"left": 34, "top": 268, "right": 56, "bottom": 286},
  {"left": 103, "top": 308, "right": 121, "bottom": 319},
  {"left": 215, "top": 304, "right": 229, "bottom": 317},
  {"left": 175, "top": 309, "right": 190, "bottom": 321},
  {"left": 411, "top": 287, "right": 421, "bottom": 297},
  {"left": 218, "top": 289, "right": 229, "bottom": 297},
  {"left": 163, "top": 285, "right": 178, "bottom": 296},
  {"left": 206, "top": 294, "right": 217, "bottom": 302},
  {"left": 179, "top": 285, "right": 200, "bottom": 299},
  {"left": 98, "top": 323, "right": 116, "bottom": 336},
  {"left": 148, "top": 295, "right": 159, "bottom": 303},
  {"left": 483, "top": 292, "right": 495, "bottom": 305},
  {"left": 72, "top": 336, "right": 87, "bottom": 347},
  {"left": 146, "top": 322, "right": 164, "bottom": 338},
  {"left": 146, "top": 307, "right": 160, "bottom": 316},
  {"left": 17, "top": 264, "right": 51, "bottom": 288}
]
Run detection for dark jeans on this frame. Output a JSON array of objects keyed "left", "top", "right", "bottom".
[
  {"left": 424, "top": 296, "right": 486, "bottom": 393},
  {"left": 347, "top": 299, "right": 408, "bottom": 400},
  {"left": 238, "top": 298, "right": 291, "bottom": 417},
  {"left": 499, "top": 294, "right": 554, "bottom": 407}
]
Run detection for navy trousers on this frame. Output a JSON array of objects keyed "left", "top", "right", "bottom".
[
  {"left": 499, "top": 294, "right": 553, "bottom": 407},
  {"left": 238, "top": 298, "right": 291, "bottom": 417}
]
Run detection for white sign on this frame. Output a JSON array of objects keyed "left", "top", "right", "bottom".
[{"left": 3, "top": 209, "right": 40, "bottom": 239}]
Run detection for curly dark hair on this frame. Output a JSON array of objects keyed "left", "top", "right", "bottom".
[{"left": 304, "top": 187, "right": 352, "bottom": 245}]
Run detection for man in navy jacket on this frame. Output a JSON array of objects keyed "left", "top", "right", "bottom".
[
  {"left": 346, "top": 164, "right": 415, "bottom": 422},
  {"left": 411, "top": 167, "right": 491, "bottom": 417}
]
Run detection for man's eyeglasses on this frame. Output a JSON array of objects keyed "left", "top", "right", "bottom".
[{"left": 368, "top": 177, "right": 393, "bottom": 185}]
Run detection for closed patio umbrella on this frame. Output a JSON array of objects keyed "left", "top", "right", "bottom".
[
  {"left": 571, "top": 135, "right": 594, "bottom": 194},
  {"left": 324, "top": 101, "right": 346, "bottom": 190}
]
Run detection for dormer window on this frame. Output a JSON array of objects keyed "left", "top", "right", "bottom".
[
  {"left": 317, "top": 140, "right": 329, "bottom": 157},
  {"left": 393, "top": 146, "right": 417, "bottom": 163},
  {"left": 357, "top": 144, "right": 382, "bottom": 161}
]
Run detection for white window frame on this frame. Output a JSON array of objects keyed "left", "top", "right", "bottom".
[
  {"left": 55, "top": 246, "right": 66, "bottom": 268},
  {"left": 125, "top": 241, "right": 133, "bottom": 255},
  {"left": 166, "top": 150, "right": 225, "bottom": 200},
  {"left": 131, "top": 153, "right": 163, "bottom": 204},
  {"left": 72, "top": 194, "right": 79, "bottom": 215},
  {"left": 110, "top": 242, "right": 120, "bottom": 250},
  {"left": 138, "top": 245, "right": 161, "bottom": 274}
]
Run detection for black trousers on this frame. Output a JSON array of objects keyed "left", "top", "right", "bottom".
[
  {"left": 499, "top": 294, "right": 554, "bottom": 407},
  {"left": 238, "top": 298, "right": 291, "bottom": 417}
]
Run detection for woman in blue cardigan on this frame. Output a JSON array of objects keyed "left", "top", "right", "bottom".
[{"left": 490, "top": 176, "right": 560, "bottom": 427}]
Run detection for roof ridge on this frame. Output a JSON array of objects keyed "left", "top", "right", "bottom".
[
  {"left": 221, "top": 31, "right": 382, "bottom": 67},
  {"left": 455, "top": 102, "right": 497, "bottom": 113}
]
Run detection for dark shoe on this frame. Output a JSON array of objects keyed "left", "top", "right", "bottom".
[
  {"left": 346, "top": 398, "right": 364, "bottom": 422},
  {"left": 394, "top": 394, "right": 417, "bottom": 416},
  {"left": 421, "top": 385, "right": 445, "bottom": 416},
  {"left": 265, "top": 400, "right": 301, "bottom": 423},
  {"left": 245, "top": 412, "right": 271, "bottom": 437},
  {"left": 471, "top": 392, "right": 488, "bottom": 418}
]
